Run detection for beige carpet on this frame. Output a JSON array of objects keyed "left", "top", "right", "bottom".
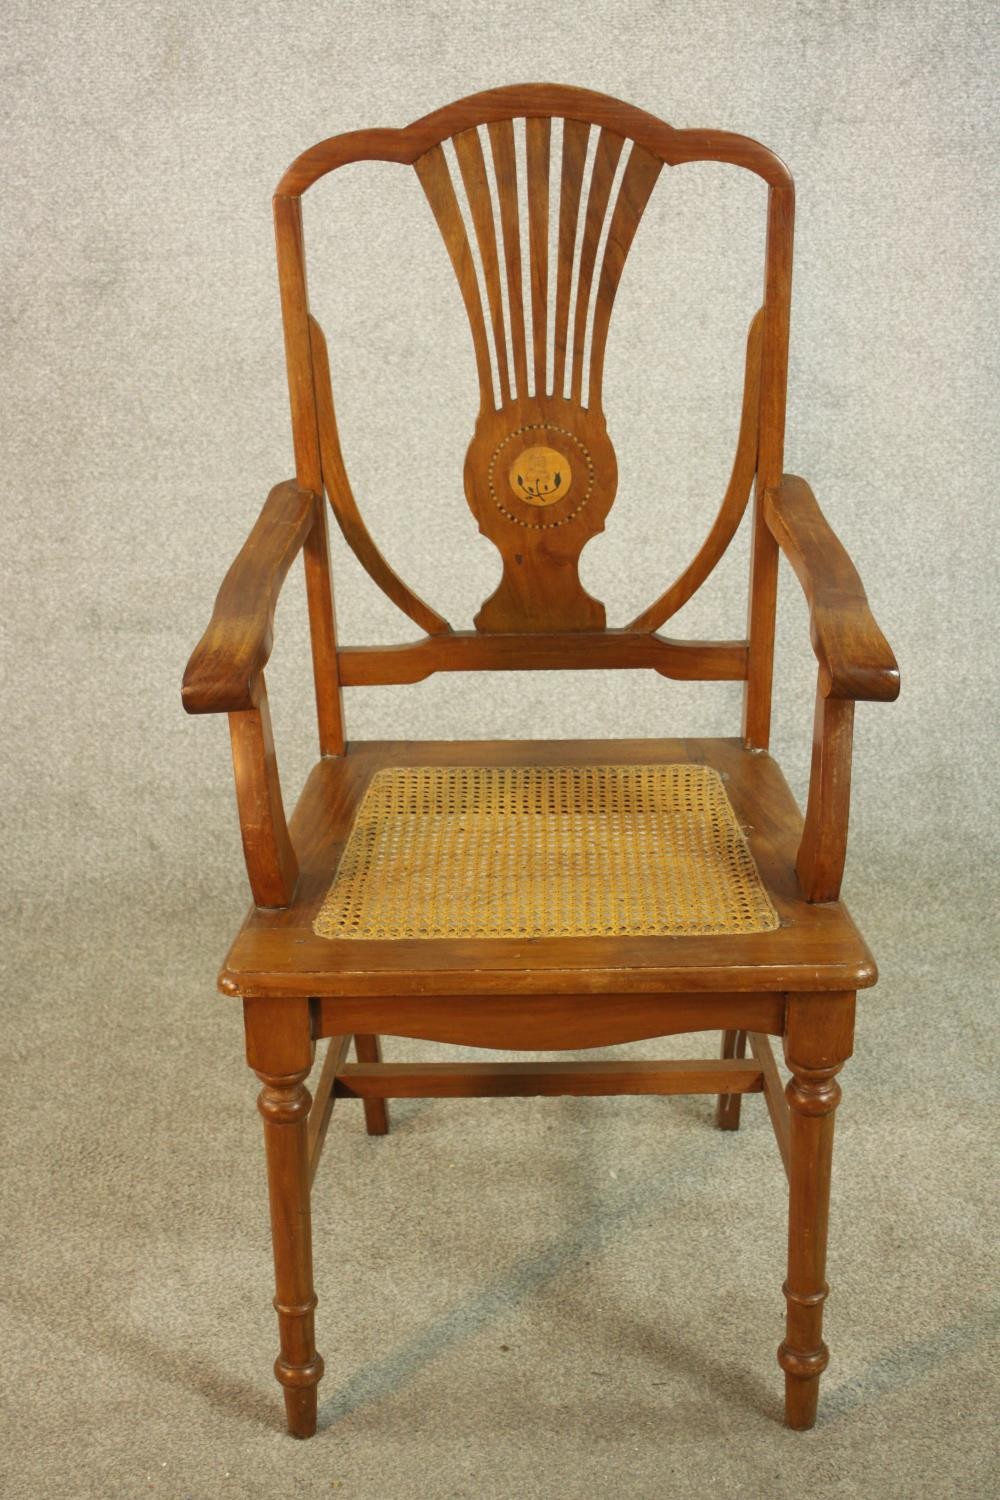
[
  {"left": 3, "top": 855, "right": 997, "bottom": 1498},
  {"left": 3, "top": 1, "right": 998, "bottom": 1495}
]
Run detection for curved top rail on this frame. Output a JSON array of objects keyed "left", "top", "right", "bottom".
[{"left": 275, "top": 82, "right": 794, "bottom": 197}]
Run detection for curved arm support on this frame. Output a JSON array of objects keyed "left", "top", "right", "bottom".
[
  {"left": 182, "top": 481, "right": 317, "bottom": 715},
  {"left": 765, "top": 476, "right": 899, "bottom": 901},
  {"left": 764, "top": 476, "right": 899, "bottom": 703},
  {"left": 796, "top": 688, "right": 855, "bottom": 903},
  {"left": 228, "top": 678, "right": 298, "bottom": 908}
]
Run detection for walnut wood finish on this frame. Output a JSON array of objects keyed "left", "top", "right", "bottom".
[
  {"left": 309, "top": 316, "right": 451, "bottom": 637},
  {"left": 764, "top": 474, "right": 898, "bottom": 902},
  {"left": 337, "top": 629, "right": 747, "bottom": 686},
  {"left": 316, "top": 990, "right": 786, "bottom": 1051},
  {"left": 715, "top": 1028, "right": 747, "bottom": 1130},
  {"left": 764, "top": 476, "right": 899, "bottom": 704},
  {"left": 797, "top": 689, "right": 856, "bottom": 903},
  {"left": 460, "top": 389, "right": 617, "bottom": 631},
  {"left": 742, "top": 182, "right": 794, "bottom": 750},
  {"left": 306, "top": 1033, "right": 350, "bottom": 1183},
  {"left": 273, "top": 196, "right": 344, "bottom": 756},
  {"left": 486, "top": 120, "right": 529, "bottom": 396},
  {"left": 275, "top": 84, "right": 794, "bottom": 195},
  {"left": 334, "top": 1057, "right": 764, "bottom": 1099},
  {"left": 181, "top": 86, "right": 900, "bottom": 1438},
  {"left": 244, "top": 997, "right": 322, "bottom": 1439},
  {"left": 586, "top": 144, "right": 663, "bottom": 404},
  {"left": 220, "top": 738, "right": 878, "bottom": 1001},
  {"left": 415, "top": 117, "right": 661, "bottom": 631},
  {"left": 416, "top": 118, "right": 662, "bottom": 630},
  {"left": 749, "top": 1030, "right": 790, "bottom": 1176},
  {"left": 628, "top": 309, "right": 763, "bottom": 632},
  {"left": 525, "top": 116, "right": 550, "bottom": 394},
  {"left": 780, "top": 992, "right": 855, "bottom": 1429},
  {"left": 352, "top": 1034, "right": 389, "bottom": 1136},
  {"left": 270, "top": 81, "right": 792, "bottom": 651},
  {"left": 182, "top": 480, "right": 314, "bottom": 716},
  {"left": 226, "top": 682, "right": 297, "bottom": 908}
]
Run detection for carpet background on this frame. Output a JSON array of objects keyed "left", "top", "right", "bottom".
[{"left": 2, "top": 2, "right": 998, "bottom": 1496}]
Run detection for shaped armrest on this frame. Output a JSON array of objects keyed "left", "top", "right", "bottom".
[
  {"left": 182, "top": 480, "right": 317, "bottom": 714},
  {"left": 764, "top": 476, "right": 899, "bottom": 703}
]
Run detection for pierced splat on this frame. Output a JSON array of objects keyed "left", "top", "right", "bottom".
[{"left": 416, "top": 122, "right": 662, "bottom": 631}]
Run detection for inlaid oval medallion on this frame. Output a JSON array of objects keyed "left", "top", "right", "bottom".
[
  {"left": 485, "top": 423, "right": 596, "bottom": 531},
  {"left": 508, "top": 445, "right": 572, "bottom": 508}
]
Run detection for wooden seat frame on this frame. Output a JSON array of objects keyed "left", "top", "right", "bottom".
[{"left": 182, "top": 85, "right": 899, "bottom": 1438}]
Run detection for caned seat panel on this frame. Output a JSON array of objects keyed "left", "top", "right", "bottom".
[
  {"left": 220, "top": 738, "right": 876, "bottom": 999},
  {"left": 312, "top": 762, "right": 779, "bottom": 942}
]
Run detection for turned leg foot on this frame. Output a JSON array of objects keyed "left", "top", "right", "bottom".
[
  {"left": 354, "top": 1034, "right": 390, "bottom": 1135},
  {"left": 779, "top": 992, "right": 853, "bottom": 1429},
  {"left": 279, "top": 1366, "right": 321, "bottom": 1439},
  {"left": 715, "top": 1029, "right": 746, "bottom": 1129},
  {"left": 257, "top": 1067, "right": 324, "bottom": 1436}
]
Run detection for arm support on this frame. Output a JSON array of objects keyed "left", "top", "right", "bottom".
[
  {"left": 763, "top": 475, "right": 899, "bottom": 703},
  {"left": 765, "top": 475, "right": 899, "bottom": 902},
  {"left": 182, "top": 480, "right": 318, "bottom": 908},
  {"left": 228, "top": 684, "right": 299, "bottom": 907},
  {"left": 182, "top": 480, "right": 317, "bottom": 715}
]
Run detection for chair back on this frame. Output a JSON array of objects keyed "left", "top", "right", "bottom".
[{"left": 274, "top": 84, "right": 794, "bottom": 742}]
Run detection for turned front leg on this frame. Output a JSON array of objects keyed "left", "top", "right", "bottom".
[
  {"left": 779, "top": 991, "right": 855, "bottom": 1429},
  {"left": 780, "top": 1058, "right": 839, "bottom": 1427},
  {"left": 244, "top": 996, "right": 322, "bottom": 1438},
  {"left": 256, "top": 1067, "right": 324, "bottom": 1436}
]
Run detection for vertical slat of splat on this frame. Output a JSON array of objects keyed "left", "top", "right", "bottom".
[
  {"left": 487, "top": 119, "right": 528, "bottom": 399},
  {"left": 414, "top": 145, "right": 494, "bottom": 409},
  {"left": 570, "top": 129, "right": 625, "bottom": 406},
  {"left": 587, "top": 144, "right": 663, "bottom": 410},
  {"left": 552, "top": 118, "right": 590, "bottom": 400},
  {"left": 453, "top": 127, "right": 511, "bottom": 406},
  {"left": 525, "top": 116, "right": 551, "bottom": 397}
]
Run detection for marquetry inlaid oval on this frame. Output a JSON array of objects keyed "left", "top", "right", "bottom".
[
  {"left": 507, "top": 445, "right": 572, "bottom": 507},
  {"left": 487, "top": 423, "right": 594, "bottom": 531}
]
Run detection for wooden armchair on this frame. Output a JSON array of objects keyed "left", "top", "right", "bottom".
[{"left": 183, "top": 84, "right": 898, "bottom": 1439}]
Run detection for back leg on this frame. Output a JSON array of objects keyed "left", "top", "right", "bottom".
[
  {"left": 354, "top": 1035, "right": 390, "bottom": 1136},
  {"left": 715, "top": 1030, "right": 747, "bottom": 1129}
]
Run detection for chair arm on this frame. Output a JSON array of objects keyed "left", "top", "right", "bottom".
[
  {"left": 182, "top": 480, "right": 318, "bottom": 715},
  {"left": 763, "top": 475, "right": 899, "bottom": 703}
]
